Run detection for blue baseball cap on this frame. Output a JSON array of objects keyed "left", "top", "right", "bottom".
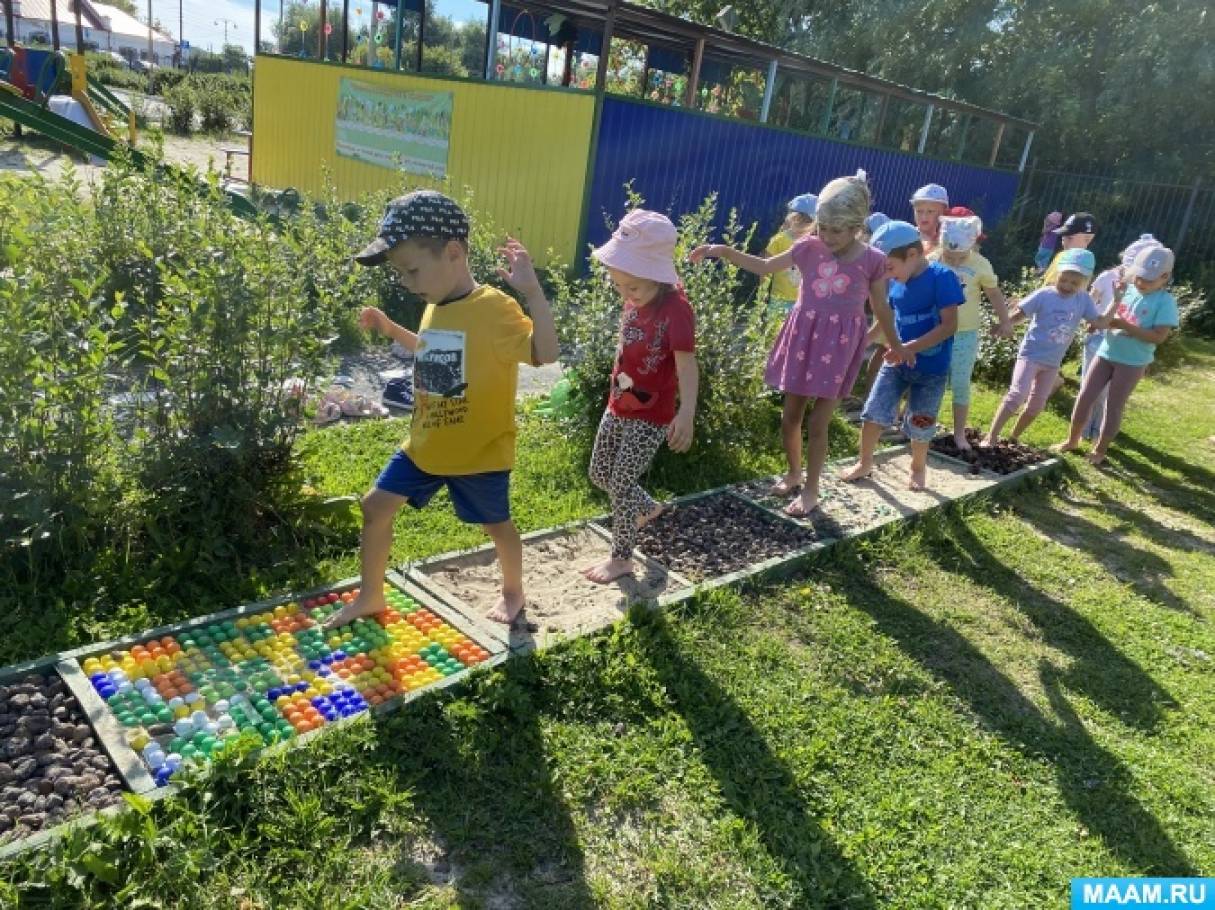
[
  {"left": 1055, "top": 248, "right": 1096, "bottom": 277},
  {"left": 788, "top": 193, "right": 818, "bottom": 217},
  {"left": 865, "top": 212, "right": 890, "bottom": 234},
  {"left": 870, "top": 220, "right": 921, "bottom": 254}
]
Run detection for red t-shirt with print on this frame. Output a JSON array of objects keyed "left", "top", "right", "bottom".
[{"left": 608, "top": 287, "right": 696, "bottom": 425}]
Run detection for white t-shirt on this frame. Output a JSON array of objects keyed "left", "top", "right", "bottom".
[{"left": 1090, "top": 269, "right": 1119, "bottom": 314}]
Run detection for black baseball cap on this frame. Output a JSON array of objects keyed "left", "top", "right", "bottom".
[
  {"left": 354, "top": 190, "right": 470, "bottom": 266},
  {"left": 1052, "top": 212, "right": 1097, "bottom": 236}
]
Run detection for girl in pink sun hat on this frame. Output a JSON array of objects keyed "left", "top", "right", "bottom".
[{"left": 583, "top": 209, "right": 700, "bottom": 584}]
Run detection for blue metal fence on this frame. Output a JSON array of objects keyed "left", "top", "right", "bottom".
[{"left": 584, "top": 96, "right": 1022, "bottom": 253}]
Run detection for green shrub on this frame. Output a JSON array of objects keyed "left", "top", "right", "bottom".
[
  {"left": 163, "top": 81, "right": 195, "bottom": 133},
  {"left": 549, "top": 189, "right": 773, "bottom": 483},
  {"left": 1176, "top": 279, "right": 1215, "bottom": 339},
  {"left": 150, "top": 68, "right": 187, "bottom": 95}
]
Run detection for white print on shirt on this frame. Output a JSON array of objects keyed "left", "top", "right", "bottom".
[{"left": 415, "top": 329, "right": 467, "bottom": 399}]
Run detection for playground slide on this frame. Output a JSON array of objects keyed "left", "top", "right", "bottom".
[{"left": 0, "top": 87, "right": 258, "bottom": 218}]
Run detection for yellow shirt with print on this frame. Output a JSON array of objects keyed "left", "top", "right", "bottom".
[
  {"left": 404, "top": 285, "right": 534, "bottom": 476},
  {"left": 931, "top": 250, "right": 998, "bottom": 332},
  {"left": 764, "top": 230, "right": 800, "bottom": 302}
]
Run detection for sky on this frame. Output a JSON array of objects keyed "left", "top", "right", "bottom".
[{"left": 151, "top": 0, "right": 487, "bottom": 55}]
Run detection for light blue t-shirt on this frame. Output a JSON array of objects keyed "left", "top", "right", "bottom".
[
  {"left": 888, "top": 261, "right": 963, "bottom": 375},
  {"left": 1097, "top": 287, "right": 1179, "bottom": 366},
  {"left": 1018, "top": 287, "right": 1100, "bottom": 368}
]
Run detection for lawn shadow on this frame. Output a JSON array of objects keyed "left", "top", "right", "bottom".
[
  {"left": 1107, "top": 436, "right": 1215, "bottom": 525},
  {"left": 827, "top": 564, "right": 1198, "bottom": 876},
  {"left": 369, "top": 658, "right": 596, "bottom": 909},
  {"left": 929, "top": 518, "right": 1178, "bottom": 729},
  {"left": 1020, "top": 493, "right": 1197, "bottom": 617},
  {"left": 634, "top": 609, "right": 878, "bottom": 909}
]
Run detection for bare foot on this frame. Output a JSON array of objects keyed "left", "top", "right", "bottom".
[
  {"left": 583, "top": 558, "right": 634, "bottom": 584},
  {"left": 769, "top": 472, "right": 803, "bottom": 496},
  {"left": 1051, "top": 441, "right": 1080, "bottom": 453},
  {"left": 953, "top": 432, "right": 972, "bottom": 451},
  {"left": 486, "top": 590, "right": 526, "bottom": 624},
  {"left": 785, "top": 491, "right": 819, "bottom": 517},
  {"left": 838, "top": 462, "right": 873, "bottom": 483},
  {"left": 322, "top": 593, "right": 387, "bottom": 630},
  {"left": 637, "top": 502, "right": 667, "bottom": 529},
  {"left": 1085, "top": 451, "right": 1107, "bottom": 466},
  {"left": 980, "top": 433, "right": 997, "bottom": 448},
  {"left": 908, "top": 465, "right": 927, "bottom": 491}
]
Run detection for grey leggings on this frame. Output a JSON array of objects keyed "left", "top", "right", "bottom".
[
  {"left": 1070, "top": 356, "right": 1147, "bottom": 452},
  {"left": 589, "top": 412, "right": 668, "bottom": 559}
]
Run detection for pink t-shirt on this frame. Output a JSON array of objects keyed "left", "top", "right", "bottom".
[{"left": 790, "top": 236, "right": 886, "bottom": 314}]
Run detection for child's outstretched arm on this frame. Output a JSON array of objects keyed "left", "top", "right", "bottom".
[
  {"left": 984, "top": 284, "right": 1014, "bottom": 337},
  {"left": 360, "top": 307, "right": 418, "bottom": 351},
  {"left": 1108, "top": 318, "right": 1171, "bottom": 345},
  {"left": 498, "top": 237, "right": 560, "bottom": 365},
  {"left": 667, "top": 351, "right": 699, "bottom": 453},
  {"left": 688, "top": 244, "right": 792, "bottom": 277}
]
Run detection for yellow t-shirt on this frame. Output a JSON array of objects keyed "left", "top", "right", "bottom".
[
  {"left": 932, "top": 250, "right": 998, "bottom": 332},
  {"left": 404, "top": 285, "right": 534, "bottom": 475},
  {"left": 765, "top": 230, "right": 800, "bottom": 302}
]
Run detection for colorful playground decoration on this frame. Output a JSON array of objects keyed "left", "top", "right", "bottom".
[
  {"left": 81, "top": 585, "right": 490, "bottom": 787},
  {"left": 335, "top": 78, "right": 452, "bottom": 176}
]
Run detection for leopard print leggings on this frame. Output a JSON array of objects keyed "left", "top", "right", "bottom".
[{"left": 589, "top": 412, "right": 668, "bottom": 559}]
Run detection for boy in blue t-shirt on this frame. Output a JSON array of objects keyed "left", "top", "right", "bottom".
[{"left": 840, "top": 221, "right": 961, "bottom": 491}]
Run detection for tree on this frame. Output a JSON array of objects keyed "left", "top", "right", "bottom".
[{"left": 641, "top": 0, "right": 1215, "bottom": 180}]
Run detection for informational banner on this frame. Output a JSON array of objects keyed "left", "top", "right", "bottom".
[{"left": 335, "top": 78, "right": 452, "bottom": 177}]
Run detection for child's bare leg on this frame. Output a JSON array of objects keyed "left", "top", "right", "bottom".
[
  {"left": 952, "top": 403, "right": 971, "bottom": 450},
  {"left": 908, "top": 440, "right": 930, "bottom": 490},
  {"left": 862, "top": 347, "right": 884, "bottom": 397},
  {"left": 788, "top": 397, "right": 836, "bottom": 516},
  {"left": 983, "top": 398, "right": 1021, "bottom": 446},
  {"left": 839, "top": 421, "right": 883, "bottom": 482},
  {"left": 772, "top": 394, "right": 810, "bottom": 494},
  {"left": 1008, "top": 408, "right": 1038, "bottom": 441},
  {"left": 323, "top": 489, "right": 405, "bottom": 629},
  {"left": 483, "top": 520, "right": 525, "bottom": 624}
]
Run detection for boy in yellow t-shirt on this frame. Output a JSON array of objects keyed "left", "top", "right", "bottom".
[
  {"left": 763, "top": 193, "right": 817, "bottom": 313},
  {"left": 324, "top": 191, "right": 559, "bottom": 629}
]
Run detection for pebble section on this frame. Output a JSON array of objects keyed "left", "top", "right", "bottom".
[
  {"left": 632, "top": 494, "right": 818, "bottom": 581},
  {"left": 82, "top": 586, "right": 491, "bottom": 787},
  {"left": 0, "top": 674, "right": 124, "bottom": 843}
]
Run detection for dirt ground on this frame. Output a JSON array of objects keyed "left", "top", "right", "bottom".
[
  {"left": 0, "top": 128, "right": 248, "bottom": 184},
  {"left": 418, "top": 528, "right": 683, "bottom": 645}
]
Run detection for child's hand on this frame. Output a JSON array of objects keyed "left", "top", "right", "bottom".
[
  {"left": 687, "top": 244, "right": 722, "bottom": 264},
  {"left": 359, "top": 306, "right": 390, "bottom": 336},
  {"left": 496, "top": 237, "right": 544, "bottom": 300},
  {"left": 667, "top": 410, "right": 694, "bottom": 453},
  {"left": 992, "top": 319, "right": 1014, "bottom": 339},
  {"left": 884, "top": 343, "right": 914, "bottom": 368}
]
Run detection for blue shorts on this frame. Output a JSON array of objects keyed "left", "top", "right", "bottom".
[
  {"left": 375, "top": 450, "right": 511, "bottom": 525},
  {"left": 861, "top": 364, "right": 949, "bottom": 442}
]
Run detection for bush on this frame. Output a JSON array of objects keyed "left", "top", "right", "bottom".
[
  {"left": 549, "top": 189, "right": 773, "bottom": 482},
  {"left": 0, "top": 155, "right": 379, "bottom": 613},
  {"left": 1176, "top": 279, "right": 1215, "bottom": 339},
  {"left": 163, "top": 81, "right": 195, "bottom": 133},
  {"left": 150, "top": 68, "right": 187, "bottom": 95}
]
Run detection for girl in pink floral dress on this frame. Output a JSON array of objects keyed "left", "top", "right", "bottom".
[{"left": 690, "top": 173, "right": 904, "bottom": 515}]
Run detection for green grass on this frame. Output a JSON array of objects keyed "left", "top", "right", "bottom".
[{"left": 3, "top": 341, "right": 1214, "bottom": 908}]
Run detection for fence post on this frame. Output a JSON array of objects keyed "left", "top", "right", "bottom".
[
  {"left": 819, "top": 77, "right": 837, "bottom": 135},
  {"left": 1174, "top": 178, "right": 1202, "bottom": 252},
  {"left": 760, "top": 58, "right": 777, "bottom": 123},
  {"left": 484, "top": 0, "right": 500, "bottom": 79},
  {"left": 917, "top": 103, "right": 933, "bottom": 154},
  {"left": 988, "top": 121, "right": 1005, "bottom": 167},
  {"left": 1018, "top": 130, "right": 1034, "bottom": 173}
]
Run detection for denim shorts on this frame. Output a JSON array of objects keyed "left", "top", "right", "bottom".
[
  {"left": 861, "top": 363, "right": 949, "bottom": 442},
  {"left": 375, "top": 450, "right": 511, "bottom": 525}
]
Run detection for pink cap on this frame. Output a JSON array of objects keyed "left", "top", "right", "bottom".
[{"left": 592, "top": 209, "right": 680, "bottom": 285}]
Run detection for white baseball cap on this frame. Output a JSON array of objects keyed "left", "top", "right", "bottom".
[
  {"left": 1126, "top": 245, "right": 1175, "bottom": 281},
  {"left": 910, "top": 184, "right": 949, "bottom": 206}
]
